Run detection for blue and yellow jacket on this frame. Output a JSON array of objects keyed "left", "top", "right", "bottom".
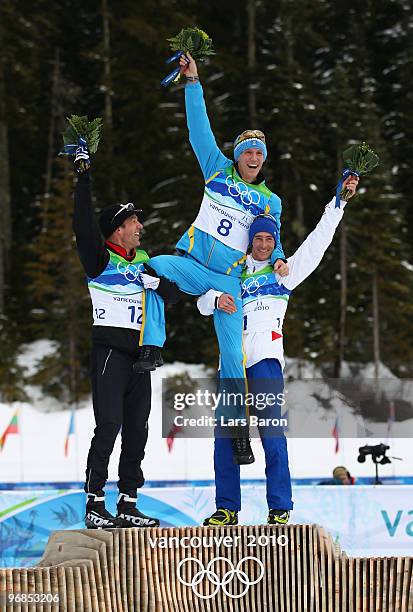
[{"left": 175, "top": 81, "right": 284, "bottom": 278}]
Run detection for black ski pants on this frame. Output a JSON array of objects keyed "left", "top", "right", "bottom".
[{"left": 84, "top": 344, "right": 151, "bottom": 497}]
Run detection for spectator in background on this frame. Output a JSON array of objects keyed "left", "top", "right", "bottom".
[
  {"left": 332, "top": 466, "right": 356, "bottom": 485},
  {"left": 319, "top": 466, "right": 356, "bottom": 485}
]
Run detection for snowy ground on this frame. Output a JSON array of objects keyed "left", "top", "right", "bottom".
[{"left": 0, "top": 340, "right": 412, "bottom": 484}]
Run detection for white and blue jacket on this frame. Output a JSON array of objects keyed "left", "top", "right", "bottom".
[{"left": 198, "top": 198, "right": 347, "bottom": 368}]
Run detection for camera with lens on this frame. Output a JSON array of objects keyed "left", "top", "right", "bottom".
[{"left": 357, "top": 443, "right": 391, "bottom": 465}]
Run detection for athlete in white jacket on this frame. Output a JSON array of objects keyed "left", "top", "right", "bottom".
[{"left": 197, "top": 176, "right": 359, "bottom": 526}]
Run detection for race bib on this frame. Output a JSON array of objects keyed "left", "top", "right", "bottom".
[
  {"left": 89, "top": 287, "right": 144, "bottom": 330},
  {"left": 242, "top": 295, "right": 287, "bottom": 333},
  {"left": 192, "top": 178, "right": 260, "bottom": 251}
]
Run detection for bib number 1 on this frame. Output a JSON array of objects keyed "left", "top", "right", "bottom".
[{"left": 217, "top": 219, "right": 233, "bottom": 237}]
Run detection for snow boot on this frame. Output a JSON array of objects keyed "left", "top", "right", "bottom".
[
  {"left": 232, "top": 436, "right": 255, "bottom": 465},
  {"left": 203, "top": 508, "right": 238, "bottom": 527},
  {"left": 267, "top": 509, "right": 290, "bottom": 525},
  {"left": 85, "top": 491, "right": 128, "bottom": 529},
  {"left": 132, "top": 346, "right": 163, "bottom": 373},
  {"left": 116, "top": 493, "right": 160, "bottom": 527}
]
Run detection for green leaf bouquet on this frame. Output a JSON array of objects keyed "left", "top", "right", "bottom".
[
  {"left": 161, "top": 27, "right": 214, "bottom": 87},
  {"left": 340, "top": 142, "right": 380, "bottom": 201},
  {"left": 167, "top": 27, "right": 215, "bottom": 60},
  {"left": 61, "top": 115, "right": 103, "bottom": 154}
]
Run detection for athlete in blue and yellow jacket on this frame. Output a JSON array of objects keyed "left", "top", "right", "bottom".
[{"left": 147, "top": 54, "right": 287, "bottom": 433}]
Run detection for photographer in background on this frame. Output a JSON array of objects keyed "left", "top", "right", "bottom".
[{"left": 318, "top": 466, "right": 356, "bottom": 485}]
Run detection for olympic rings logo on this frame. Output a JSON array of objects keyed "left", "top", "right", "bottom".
[
  {"left": 241, "top": 275, "right": 268, "bottom": 295},
  {"left": 177, "top": 556, "right": 264, "bottom": 599},
  {"left": 116, "top": 261, "right": 143, "bottom": 282},
  {"left": 225, "top": 176, "right": 261, "bottom": 207}
]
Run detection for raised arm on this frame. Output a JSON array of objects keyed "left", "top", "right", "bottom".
[
  {"left": 180, "top": 53, "right": 230, "bottom": 180},
  {"left": 73, "top": 172, "right": 108, "bottom": 279},
  {"left": 281, "top": 176, "right": 359, "bottom": 291}
]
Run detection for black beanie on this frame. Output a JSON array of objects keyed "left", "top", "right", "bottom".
[{"left": 99, "top": 203, "right": 141, "bottom": 239}]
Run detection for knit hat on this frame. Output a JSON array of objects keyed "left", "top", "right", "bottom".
[
  {"left": 234, "top": 130, "right": 267, "bottom": 162},
  {"left": 99, "top": 203, "right": 142, "bottom": 239},
  {"left": 249, "top": 214, "right": 278, "bottom": 246}
]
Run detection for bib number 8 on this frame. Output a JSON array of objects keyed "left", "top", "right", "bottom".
[{"left": 217, "top": 219, "right": 233, "bottom": 237}]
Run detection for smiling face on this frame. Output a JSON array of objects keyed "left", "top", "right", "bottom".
[
  {"left": 251, "top": 231, "right": 275, "bottom": 261},
  {"left": 237, "top": 148, "right": 265, "bottom": 183},
  {"left": 112, "top": 214, "right": 143, "bottom": 252}
]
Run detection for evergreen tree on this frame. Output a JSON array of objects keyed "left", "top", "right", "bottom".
[
  {"left": 0, "top": 316, "right": 28, "bottom": 402},
  {"left": 25, "top": 160, "right": 91, "bottom": 403},
  {"left": 0, "top": 0, "right": 412, "bottom": 378}
]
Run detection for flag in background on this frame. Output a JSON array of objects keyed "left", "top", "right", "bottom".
[
  {"left": 166, "top": 423, "right": 182, "bottom": 452},
  {"left": 387, "top": 401, "right": 396, "bottom": 437},
  {"left": 64, "top": 410, "right": 75, "bottom": 457},
  {"left": 0, "top": 409, "right": 19, "bottom": 452},
  {"left": 332, "top": 416, "right": 340, "bottom": 454}
]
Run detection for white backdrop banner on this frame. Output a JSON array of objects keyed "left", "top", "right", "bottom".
[{"left": 0, "top": 484, "right": 412, "bottom": 566}]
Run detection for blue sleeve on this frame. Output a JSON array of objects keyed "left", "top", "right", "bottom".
[
  {"left": 267, "top": 192, "right": 286, "bottom": 263},
  {"left": 271, "top": 228, "right": 285, "bottom": 262},
  {"left": 185, "top": 81, "right": 231, "bottom": 180}
]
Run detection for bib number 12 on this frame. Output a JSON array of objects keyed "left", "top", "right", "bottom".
[
  {"left": 217, "top": 219, "right": 233, "bottom": 237},
  {"left": 128, "top": 305, "right": 143, "bottom": 325}
]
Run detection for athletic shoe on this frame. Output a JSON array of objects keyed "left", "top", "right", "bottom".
[
  {"left": 154, "top": 349, "right": 164, "bottom": 368},
  {"left": 232, "top": 436, "right": 255, "bottom": 465},
  {"left": 85, "top": 491, "right": 128, "bottom": 529},
  {"left": 132, "top": 346, "right": 161, "bottom": 373},
  {"left": 203, "top": 508, "right": 238, "bottom": 527},
  {"left": 116, "top": 493, "right": 160, "bottom": 527},
  {"left": 267, "top": 509, "right": 290, "bottom": 525}
]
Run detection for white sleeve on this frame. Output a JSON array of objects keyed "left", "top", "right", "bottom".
[
  {"left": 281, "top": 198, "right": 346, "bottom": 291},
  {"left": 197, "top": 290, "right": 223, "bottom": 316}
]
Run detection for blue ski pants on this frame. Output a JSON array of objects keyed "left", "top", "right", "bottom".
[
  {"left": 148, "top": 253, "right": 245, "bottom": 371},
  {"left": 214, "top": 358, "right": 293, "bottom": 511},
  {"left": 148, "top": 253, "right": 247, "bottom": 420}
]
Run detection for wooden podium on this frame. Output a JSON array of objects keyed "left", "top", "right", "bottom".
[{"left": 1, "top": 524, "right": 412, "bottom": 610}]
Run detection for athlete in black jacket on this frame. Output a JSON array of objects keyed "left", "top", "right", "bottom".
[{"left": 73, "top": 147, "right": 179, "bottom": 528}]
